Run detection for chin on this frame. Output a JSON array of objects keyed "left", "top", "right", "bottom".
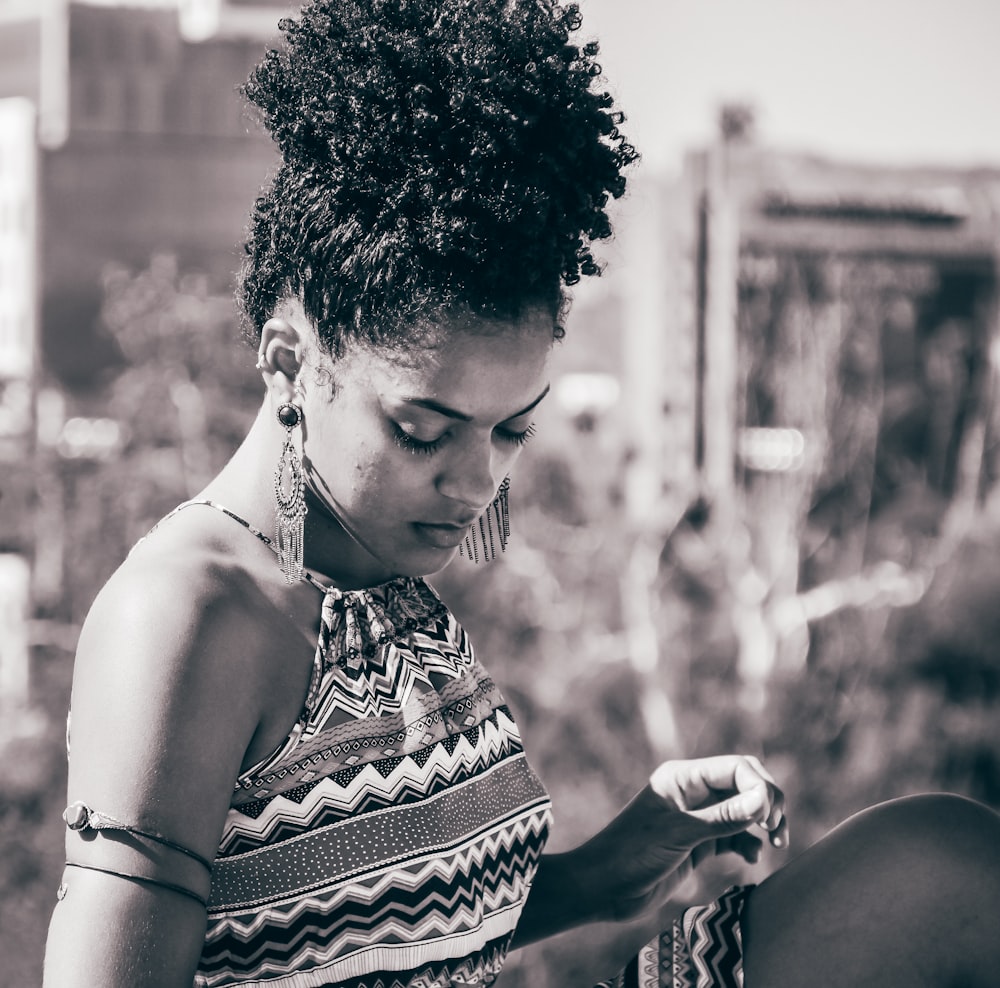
[
  {"left": 402, "top": 545, "right": 461, "bottom": 578},
  {"left": 363, "top": 540, "right": 458, "bottom": 582}
]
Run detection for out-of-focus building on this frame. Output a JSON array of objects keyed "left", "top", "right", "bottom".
[
  {"left": 0, "top": 0, "right": 289, "bottom": 727},
  {"left": 0, "top": 0, "right": 290, "bottom": 391},
  {"left": 0, "top": 97, "right": 37, "bottom": 717},
  {"left": 589, "top": 114, "right": 1000, "bottom": 691},
  {"left": 562, "top": 117, "right": 1000, "bottom": 535}
]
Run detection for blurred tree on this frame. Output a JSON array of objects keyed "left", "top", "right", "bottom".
[{"left": 716, "top": 251, "right": 1000, "bottom": 853}]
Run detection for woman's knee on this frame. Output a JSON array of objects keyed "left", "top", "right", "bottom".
[
  {"left": 834, "top": 792, "right": 1000, "bottom": 886},
  {"left": 741, "top": 793, "right": 1000, "bottom": 987},
  {"left": 780, "top": 792, "right": 1000, "bottom": 885}
]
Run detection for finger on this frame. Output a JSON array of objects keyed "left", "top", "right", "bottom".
[
  {"left": 768, "top": 811, "right": 790, "bottom": 849},
  {"left": 648, "top": 756, "right": 785, "bottom": 840},
  {"left": 745, "top": 754, "right": 778, "bottom": 788},
  {"left": 687, "top": 783, "right": 773, "bottom": 836},
  {"left": 727, "top": 755, "right": 786, "bottom": 837},
  {"left": 651, "top": 755, "right": 776, "bottom": 810},
  {"left": 743, "top": 757, "right": 788, "bottom": 840},
  {"left": 649, "top": 756, "right": 738, "bottom": 811}
]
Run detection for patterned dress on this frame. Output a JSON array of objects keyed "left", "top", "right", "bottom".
[
  {"left": 194, "top": 557, "right": 551, "bottom": 987},
  {"left": 130, "top": 502, "right": 745, "bottom": 988}
]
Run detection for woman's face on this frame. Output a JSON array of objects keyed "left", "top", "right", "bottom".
[{"left": 297, "top": 312, "right": 554, "bottom": 585}]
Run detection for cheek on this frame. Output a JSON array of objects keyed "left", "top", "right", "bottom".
[
  {"left": 337, "top": 445, "right": 382, "bottom": 496},
  {"left": 346, "top": 445, "right": 430, "bottom": 511},
  {"left": 305, "top": 409, "right": 434, "bottom": 510}
]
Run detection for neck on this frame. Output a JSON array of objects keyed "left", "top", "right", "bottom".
[{"left": 301, "top": 483, "right": 400, "bottom": 589}]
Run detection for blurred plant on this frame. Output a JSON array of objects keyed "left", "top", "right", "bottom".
[{"left": 53, "top": 255, "right": 261, "bottom": 623}]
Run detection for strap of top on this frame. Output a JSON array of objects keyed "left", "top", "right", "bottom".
[
  {"left": 143, "top": 499, "right": 448, "bottom": 682},
  {"left": 150, "top": 498, "right": 331, "bottom": 595},
  {"left": 127, "top": 498, "right": 452, "bottom": 795}
]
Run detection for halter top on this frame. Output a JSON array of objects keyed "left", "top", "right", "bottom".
[{"left": 166, "top": 502, "right": 552, "bottom": 988}]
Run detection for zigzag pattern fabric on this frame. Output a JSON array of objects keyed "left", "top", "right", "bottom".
[
  {"left": 133, "top": 503, "right": 754, "bottom": 987},
  {"left": 593, "top": 886, "right": 751, "bottom": 988},
  {"left": 194, "top": 574, "right": 552, "bottom": 988}
]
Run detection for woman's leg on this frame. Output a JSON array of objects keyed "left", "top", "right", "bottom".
[{"left": 741, "top": 793, "right": 1000, "bottom": 987}]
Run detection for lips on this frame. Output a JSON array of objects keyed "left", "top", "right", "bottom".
[{"left": 411, "top": 521, "right": 471, "bottom": 550}]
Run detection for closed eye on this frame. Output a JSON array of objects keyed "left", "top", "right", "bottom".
[
  {"left": 495, "top": 423, "right": 536, "bottom": 447},
  {"left": 391, "top": 421, "right": 537, "bottom": 455},
  {"left": 392, "top": 424, "right": 447, "bottom": 455}
]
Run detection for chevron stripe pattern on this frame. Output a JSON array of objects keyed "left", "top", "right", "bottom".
[
  {"left": 683, "top": 885, "right": 749, "bottom": 987},
  {"left": 194, "top": 584, "right": 552, "bottom": 988},
  {"left": 592, "top": 886, "right": 752, "bottom": 988}
]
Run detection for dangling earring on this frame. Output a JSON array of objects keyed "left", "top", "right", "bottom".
[
  {"left": 459, "top": 477, "right": 511, "bottom": 564},
  {"left": 274, "top": 401, "right": 307, "bottom": 583}
]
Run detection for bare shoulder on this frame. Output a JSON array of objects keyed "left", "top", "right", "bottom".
[
  {"left": 76, "top": 516, "right": 271, "bottom": 696},
  {"left": 67, "top": 511, "right": 282, "bottom": 860},
  {"left": 75, "top": 517, "right": 272, "bottom": 726},
  {"left": 49, "top": 513, "right": 289, "bottom": 987}
]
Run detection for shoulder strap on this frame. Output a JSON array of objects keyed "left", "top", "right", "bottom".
[
  {"left": 155, "top": 499, "right": 331, "bottom": 594},
  {"left": 173, "top": 498, "right": 272, "bottom": 547}
]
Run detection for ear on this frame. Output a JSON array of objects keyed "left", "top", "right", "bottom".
[{"left": 257, "top": 316, "right": 305, "bottom": 402}]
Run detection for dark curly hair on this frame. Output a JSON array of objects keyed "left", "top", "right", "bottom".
[{"left": 240, "top": 0, "right": 637, "bottom": 353}]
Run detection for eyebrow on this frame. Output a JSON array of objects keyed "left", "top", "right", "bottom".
[{"left": 402, "top": 385, "right": 550, "bottom": 423}]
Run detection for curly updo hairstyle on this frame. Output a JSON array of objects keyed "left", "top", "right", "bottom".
[{"left": 240, "top": 0, "right": 637, "bottom": 353}]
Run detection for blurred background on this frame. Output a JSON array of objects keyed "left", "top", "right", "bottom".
[{"left": 2, "top": 1, "right": 1000, "bottom": 985}]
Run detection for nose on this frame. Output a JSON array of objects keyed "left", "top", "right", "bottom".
[{"left": 437, "top": 439, "right": 503, "bottom": 514}]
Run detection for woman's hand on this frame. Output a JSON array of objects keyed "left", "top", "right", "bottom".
[
  {"left": 514, "top": 753, "right": 788, "bottom": 946},
  {"left": 578, "top": 754, "right": 788, "bottom": 922}
]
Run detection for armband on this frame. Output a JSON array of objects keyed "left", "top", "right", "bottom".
[
  {"left": 62, "top": 862, "right": 209, "bottom": 907},
  {"left": 61, "top": 800, "right": 213, "bottom": 908}
]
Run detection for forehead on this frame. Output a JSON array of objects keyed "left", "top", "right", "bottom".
[{"left": 339, "top": 317, "right": 554, "bottom": 414}]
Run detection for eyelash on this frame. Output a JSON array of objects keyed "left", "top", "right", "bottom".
[
  {"left": 501, "top": 423, "right": 537, "bottom": 447},
  {"left": 392, "top": 423, "right": 536, "bottom": 456},
  {"left": 393, "top": 429, "right": 445, "bottom": 456}
]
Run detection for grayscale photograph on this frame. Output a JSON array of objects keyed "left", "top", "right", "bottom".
[{"left": 1, "top": 1, "right": 999, "bottom": 985}]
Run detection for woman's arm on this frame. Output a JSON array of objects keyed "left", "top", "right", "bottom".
[
  {"left": 43, "top": 556, "right": 266, "bottom": 987},
  {"left": 513, "top": 755, "right": 787, "bottom": 947}
]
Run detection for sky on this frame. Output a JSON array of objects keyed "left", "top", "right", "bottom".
[{"left": 576, "top": 0, "right": 1000, "bottom": 176}]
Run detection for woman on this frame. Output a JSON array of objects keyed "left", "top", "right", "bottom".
[{"left": 44, "top": 1, "right": 1000, "bottom": 986}]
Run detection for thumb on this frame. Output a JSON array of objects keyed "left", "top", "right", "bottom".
[{"left": 687, "top": 785, "right": 770, "bottom": 836}]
